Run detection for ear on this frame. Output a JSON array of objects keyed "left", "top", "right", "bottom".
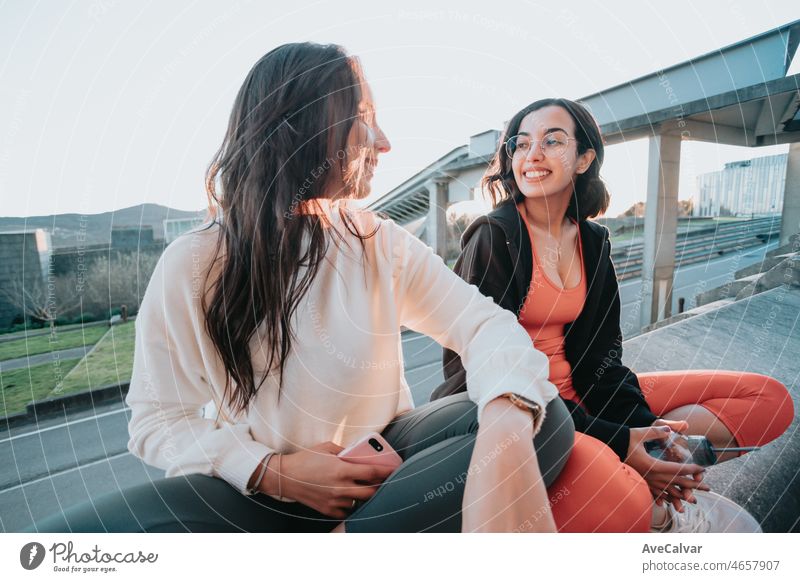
[{"left": 575, "top": 148, "right": 596, "bottom": 175}]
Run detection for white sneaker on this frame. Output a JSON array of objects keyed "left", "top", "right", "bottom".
[{"left": 651, "top": 491, "right": 762, "bottom": 533}]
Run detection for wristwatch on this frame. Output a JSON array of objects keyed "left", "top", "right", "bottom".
[{"left": 500, "top": 392, "right": 543, "bottom": 424}]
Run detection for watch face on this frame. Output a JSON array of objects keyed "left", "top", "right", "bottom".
[{"left": 511, "top": 394, "right": 539, "bottom": 410}]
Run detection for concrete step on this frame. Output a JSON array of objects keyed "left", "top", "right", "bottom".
[
  {"left": 696, "top": 273, "right": 762, "bottom": 306},
  {"left": 735, "top": 254, "right": 800, "bottom": 301},
  {"left": 735, "top": 253, "right": 794, "bottom": 279},
  {"left": 641, "top": 298, "right": 735, "bottom": 333},
  {"left": 765, "top": 232, "right": 800, "bottom": 258},
  {"left": 623, "top": 287, "right": 800, "bottom": 533}
]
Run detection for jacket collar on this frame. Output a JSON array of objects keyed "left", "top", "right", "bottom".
[{"left": 460, "top": 198, "right": 611, "bottom": 315}]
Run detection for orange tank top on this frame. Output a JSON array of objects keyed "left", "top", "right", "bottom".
[{"left": 516, "top": 203, "right": 586, "bottom": 404}]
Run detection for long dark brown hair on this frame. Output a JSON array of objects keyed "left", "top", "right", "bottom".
[
  {"left": 202, "top": 43, "right": 376, "bottom": 415},
  {"left": 483, "top": 98, "right": 609, "bottom": 220}
]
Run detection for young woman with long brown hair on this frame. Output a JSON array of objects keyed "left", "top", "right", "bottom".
[
  {"left": 28, "top": 43, "right": 575, "bottom": 533},
  {"left": 433, "top": 98, "right": 794, "bottom": 532}
]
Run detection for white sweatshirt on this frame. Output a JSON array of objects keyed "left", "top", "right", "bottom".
[{"left": 126, "top": 199, "right": 558, "bottom": 500}]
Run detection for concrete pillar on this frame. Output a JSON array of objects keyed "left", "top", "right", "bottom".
[
  {"left": 779, "top": 142, "right": 800, "bottom": 246},
  {"left": 640, "top": 134, "right": 681, "bottom": 328},
  {"left": 426, "top": 179, "right": 449, "bottom": 257}
]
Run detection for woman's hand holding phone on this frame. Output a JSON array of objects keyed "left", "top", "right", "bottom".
[
  {"left": 624, "top": 426, "right": 709, "bottom": 514},
  {"left": 276, "top": 441, "right": 396, "bottom": 520},
  {"left": 337, "top": 432, "right": 403, "bottom": 469}
]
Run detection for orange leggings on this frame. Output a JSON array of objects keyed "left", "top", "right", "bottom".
[{"left": 546, "top": 370, "right": 794, "bottom": 532}]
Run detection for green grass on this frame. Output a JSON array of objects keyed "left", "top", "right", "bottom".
[
  {"left": 0, "top": 325, "right": 110, "bottom": 362},
  {"left": 53, "top": 322, "right": 136, "bottom": 398},
  {"left": 0, "top": 358, "right": 82, "bottom": 417}
]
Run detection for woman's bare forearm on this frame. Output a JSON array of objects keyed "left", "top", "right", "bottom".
[{"left": 461, "top": 397, "right": 555, "bottom": 533}]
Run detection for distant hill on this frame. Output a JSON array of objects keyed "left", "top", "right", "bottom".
[{"left": 0, "top": 203, "right": 206, "bottom": 248}]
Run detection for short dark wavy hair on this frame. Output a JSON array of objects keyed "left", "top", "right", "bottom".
[{"left": 483, "top": 98, "right": 609, "bottom": 221}]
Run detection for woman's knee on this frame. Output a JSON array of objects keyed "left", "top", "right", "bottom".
[
  {"left": 550, "top": 434, "right": 651, "bottom": 533},
  {"left": 748, "top": 374, "right": 794, "bottom": 442},
  {"left": 382, "top": 392, "right": 477, "bottom": 459},
  {"left": 28, "top": 480, "right": 176, "bottom": 533},
  {"left": 346, "top": 435, "right": 476, "bottom": 532},
  {"left": 29, "top": 475, "right": 260, "bottom": 533},
  {"left": 385, "top": 393, "right": 573, "bottom": 489}
]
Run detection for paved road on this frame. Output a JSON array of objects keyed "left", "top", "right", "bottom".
[
  {"left": 0, "top": 241, "right": 780, "bottom": 531},
  {"left": 0, "top": 321, "right": 109, "bottom": 344},
  {"left": 0, "top": 346, "right": 92, "bottom": 372}
]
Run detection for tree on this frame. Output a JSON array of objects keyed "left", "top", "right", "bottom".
[
  {"left": 678, "top": 199, "right": 694, "bottom": 217},
  {"left": 2, "top": 270, "right": 82, "bottom": 332},
  {"left": 4, "top": 250, "right": 162, "bottom": 328},
  {"left": 81, "top": 251, "right": 160, "bottom": 318},
  {"left": 618, "top": 199, "right": 694, "bottom": 218},
  {"left": 445, "top": 200, "right": 491, "bottom": 263},
  {"left": 619, "top": 202, "right": 646, "bottom": 218}
]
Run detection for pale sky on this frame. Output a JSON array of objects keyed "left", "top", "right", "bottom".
[{"left": 0, "top": 0, "right": 797, "bottom": 219}]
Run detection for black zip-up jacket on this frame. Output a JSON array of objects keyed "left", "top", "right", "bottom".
[{"left": 430, "top": 199, "right": 658, "bottom": 460}]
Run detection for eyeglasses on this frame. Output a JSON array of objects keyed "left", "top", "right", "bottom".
[{"left": 504, "top": 130, "right": 577, "bottom": 159}]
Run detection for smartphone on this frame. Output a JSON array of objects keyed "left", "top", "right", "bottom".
[
  {"left": 645, "top": 433, "right": 713, "bottom": 465},
  {"left": 645, "top": 433, "right": 760, "bottom": 467},
  {"left": 337, "top": 432, "right": 402, "bottom": 470}
]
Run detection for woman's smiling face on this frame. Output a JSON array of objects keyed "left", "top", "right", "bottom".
[{"left": 510, "top": 105, "right": 594, "bottom": 201}]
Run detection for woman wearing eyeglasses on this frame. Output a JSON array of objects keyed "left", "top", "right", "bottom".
[{"left": 432, "top": 98, "right": 794, "bottom": 532}]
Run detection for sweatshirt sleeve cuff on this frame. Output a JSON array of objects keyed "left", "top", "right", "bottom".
[{"left": 214, "top": 438, "right": 277, "bottom": 496}]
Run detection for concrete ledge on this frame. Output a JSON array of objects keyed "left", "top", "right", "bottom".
[
  {"left": 735, "top": 255, "right": 800, "bottom": 300},
  {"left": 624, "top": 287, "right": 800, "bottom": 532},
  {"left": 735, "top": 253, "right": 793, "bottom": 279},
  {"left": 696, "top": 273, "right": 761, "bottom": 305},
  {"left": 4, "top": 289, "right": 797, "bottom": 530},
  {"left": 641, "top": 298, "right": 735, "bottom": 332},
  {"left": 1, "top": 382, "right": 130, "bottom": 431}
]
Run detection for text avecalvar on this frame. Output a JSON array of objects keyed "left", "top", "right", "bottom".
[{"left": 642, "top": 544, "right": 702, "bottom": 554}]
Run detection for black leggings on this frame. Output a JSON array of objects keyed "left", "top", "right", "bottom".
[{"left": 26, "top": 392, "right": 574, "bottom": 533}]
